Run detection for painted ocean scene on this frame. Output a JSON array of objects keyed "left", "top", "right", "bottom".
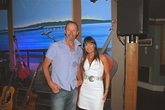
[
  {"left": 0, "top": 0, "right": 112, "bottom": 50},
  {"left": 0, "top": 0, "right": 113, "bottom": 95},
  {"left": 0, "top": 0, "right": 112, "bottom": 69},
  {"left": 0, "top": 21, "right": 112, "bottom": 67},
  {"left": 0, "top": 21, "right": 113, "bottom": 92},
  {"left": 0, "top": 21, "right": 112, "bottom": 50}
]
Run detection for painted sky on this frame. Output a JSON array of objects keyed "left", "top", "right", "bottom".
[{"left": 0, "top": 0, "right": 111, "bottom": 30}]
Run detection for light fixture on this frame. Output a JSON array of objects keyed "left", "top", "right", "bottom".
[{"left": 90, "top": 0, "right": 97, "bottom": 3}]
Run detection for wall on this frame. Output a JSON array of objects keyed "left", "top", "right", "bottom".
[
  {"left": 138, "top": 24, "right": 165, "bottom": 91},
  {"left": 111, "top": 0, "right": 125, "bottom": 110}
]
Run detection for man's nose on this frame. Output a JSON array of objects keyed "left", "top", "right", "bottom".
[{"left": 69, "top": 31, "right": 73, "bottom": 34}]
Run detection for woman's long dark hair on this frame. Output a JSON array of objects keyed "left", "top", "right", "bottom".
[{"left": 81, "top": 36, "right": 100, "bottom": 70}]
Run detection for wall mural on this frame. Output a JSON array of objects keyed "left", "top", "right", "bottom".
[
  {"left": 0, "top": 1, "right": 112, "bottom": 108},
  {"left": 0, "top": 0, "right": 112, "bottom": 67},
  {"left": 0, "top": 0, "right": 111, "bottom": 49}
]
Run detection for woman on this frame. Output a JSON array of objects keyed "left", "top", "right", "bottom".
[{"left": 78, "top": 36, "right": 110, "bottom": 110}]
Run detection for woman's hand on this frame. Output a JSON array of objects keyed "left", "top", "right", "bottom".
[
  {"left": 76, "top": 79, "right": 83, "bottom": 88},
  {"left": 102, "top": 92, "right": 108, "bottom": 102}
]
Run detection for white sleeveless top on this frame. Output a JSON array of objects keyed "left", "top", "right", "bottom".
[{"left": 78, "top": 59, "right": 104, "bottom": 110}]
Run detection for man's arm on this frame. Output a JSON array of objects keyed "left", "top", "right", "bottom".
[{"left": 42, "top": 57, "right": 61, "bottom": 93}]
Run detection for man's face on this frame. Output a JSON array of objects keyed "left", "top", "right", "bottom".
[{"left": 64, "top": 23, "right": 79, "bottom": 41}]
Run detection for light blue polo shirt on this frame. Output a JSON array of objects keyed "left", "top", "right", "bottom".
[{"left": 45, "top": 38, "right": 82, "bottom": 91}]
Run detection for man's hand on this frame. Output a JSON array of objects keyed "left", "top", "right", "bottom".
[{"left": 49, "top": 82, "right": 61, "bottom": 93}]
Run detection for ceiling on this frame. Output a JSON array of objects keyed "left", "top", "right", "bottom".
[
  {"left": 0, "top": 0, "right": 165, "bottom": 19},
  {"left": 149, "top": 0, "right": 165, "bottom": 19},
  {"left": 90, "top": 0, "right": 165, "bottom": 19}
]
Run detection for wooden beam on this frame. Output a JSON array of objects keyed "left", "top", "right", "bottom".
[
  {"left": 7, "top": 0, "right": 16, "bottom": 71},
  {"left": 124, "top": 36, "right": 139, "bottom": 110},
  {"left": 72, "top": 0, "right": 82, "bottom": 43}
]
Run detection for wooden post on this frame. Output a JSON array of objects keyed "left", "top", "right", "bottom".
[
  {"left": 124, "top": 36, "right": 139, "bottom": 110},
  {"left": 72, "top": 0, "right": 82, "bottom": 43},
  {"left": 8, "top": 0, "right": 16, "bottom": 71}
]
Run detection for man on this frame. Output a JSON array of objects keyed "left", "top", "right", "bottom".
[{"left": 42, "top": 21, "right": 83, "bottom": 110}]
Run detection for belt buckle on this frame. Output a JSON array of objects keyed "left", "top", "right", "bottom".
[{"left": 88, "top": 76, "right": 95, "bottom": 82}]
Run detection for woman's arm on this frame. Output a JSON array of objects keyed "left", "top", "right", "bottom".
[
  {"left": 76, "top": 63, "right": 83, "bottom": 88},
  {"left": 100, "top": 54, "right": 110, "bottom": 102}
]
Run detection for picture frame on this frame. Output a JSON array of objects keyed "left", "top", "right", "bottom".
[{"left": 139, "top": 38, "right": 152, "bottom": 46}]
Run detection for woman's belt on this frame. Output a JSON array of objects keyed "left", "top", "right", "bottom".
[{"left": 84, "top": 75, "right": 102, "bottom": 82}]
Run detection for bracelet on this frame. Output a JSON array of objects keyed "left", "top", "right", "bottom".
[{"left": 105, "top": 88, "right": 109, "bottom": 90}]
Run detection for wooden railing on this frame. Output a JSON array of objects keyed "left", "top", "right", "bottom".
[
  {"left": 0, "top": 49, "right": 46, "bottom": 67},
  {"left": 0, "top": 48, "right": 111, "bottom": 66}
]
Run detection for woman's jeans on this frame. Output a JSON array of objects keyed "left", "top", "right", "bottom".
[{"left": 51, "top": 87, "right": 78, "bottom": 110}]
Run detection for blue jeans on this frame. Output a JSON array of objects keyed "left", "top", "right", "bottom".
[{"left": 51, "top": 87, "right": 78, "bottom": 110}]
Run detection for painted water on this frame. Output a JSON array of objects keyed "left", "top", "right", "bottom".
[
  {"left": 0, "top": 23, "right": 112, "bottom": 50},
  {"left": 0, "top": 22, "right": 112, "bottom": 68}
]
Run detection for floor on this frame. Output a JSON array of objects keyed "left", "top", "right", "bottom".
[
  {"left": 136, "top": 87, "right": 165, "bottom": 110},
  {"left": 0, "top": 86, "right": 165, "bottom": 110},
  {"left": 76, "top": 87, "right": 165, "bottom": 110},
  {"left": 0, "top": 68, "right": 165, "bottom": 110}
]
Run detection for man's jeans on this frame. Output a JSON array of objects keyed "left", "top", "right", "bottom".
[{"left": 51, "top": 87, "right": 78, "bottom": 110}]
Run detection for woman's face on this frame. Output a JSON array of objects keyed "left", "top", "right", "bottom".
[{"left": 84, "top": 42, "right": 95, "bottom": 53}]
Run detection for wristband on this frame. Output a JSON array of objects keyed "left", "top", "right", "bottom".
[{"left": 105, "top": 88, "right": 109, "bottom": 90}]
